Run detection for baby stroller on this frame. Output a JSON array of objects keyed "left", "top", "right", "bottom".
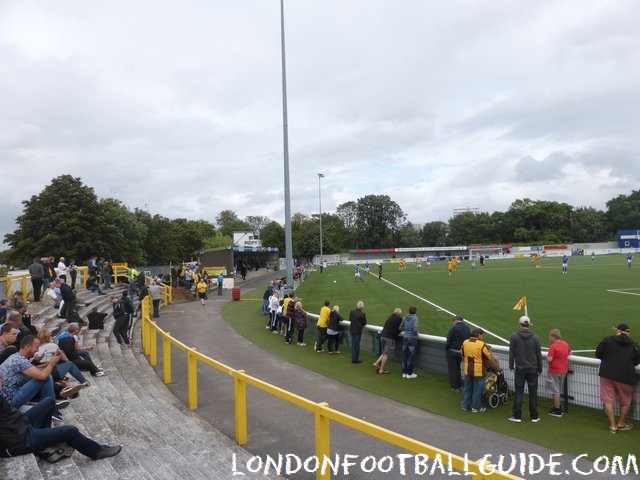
[{"left": 484, "top": 367, "right": 512, "bottom": 408}]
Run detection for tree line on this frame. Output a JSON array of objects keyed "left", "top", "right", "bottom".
[{"left": 3, "top": 175, "right": 640, "bottom": 267}]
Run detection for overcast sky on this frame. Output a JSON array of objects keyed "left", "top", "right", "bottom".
[{"left": 1, "top": 1, "right": 639, "bottom": 248}]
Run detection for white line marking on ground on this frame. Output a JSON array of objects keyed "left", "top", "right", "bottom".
[
  {"left": 607, "top": 288, "right": 640, "bottom": 296},
  {"left": 369, "top": 271, "right": 511, "bottom": 345}
]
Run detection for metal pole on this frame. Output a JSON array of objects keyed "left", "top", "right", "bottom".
[
  {"left": 280, "top": 0, "right": 294, "bottom": 289},
  {"left": 318, "top": 173, "right": 324, "bottom": 267}
]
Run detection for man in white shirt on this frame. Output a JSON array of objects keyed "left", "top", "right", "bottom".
[{"left": 57, "top": 257, "right": 67, "bottom": 283}]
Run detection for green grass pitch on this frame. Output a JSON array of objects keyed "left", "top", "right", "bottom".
[{"left": 302, "top": 255, "right": 640, "bottom": 353}]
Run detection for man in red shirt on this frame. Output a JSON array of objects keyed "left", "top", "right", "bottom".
[{"left": 546, "top": 328, "right": 571, "bottom": 417}]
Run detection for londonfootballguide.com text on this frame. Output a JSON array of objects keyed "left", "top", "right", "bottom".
[{"left": 231, "top": 452, "right": 638, "bottom": 477}]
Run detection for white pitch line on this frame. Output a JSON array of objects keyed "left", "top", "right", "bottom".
[
  {"left": 607, "top": 289, "right": 640, "bottom": 296},
  {"left": 369, "top": 271, "right": 511, "bottom": 345}
]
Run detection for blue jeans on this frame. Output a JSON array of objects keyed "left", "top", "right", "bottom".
[
  {"left": 8, "top": 397, "right": 104, "bottom": 458},
  {"left": 513, "top": 369, "right": 539, "bottom": 419},
  {"left": 350, "top": 333, "right": 362, "bottom": 361},
  {"left": 461, "top": 376, "right": 485, "bottom": 410},
  {"left": 56, "top": 361, "right": 87, "bottom": 384},
  {"left": 153, "top": 299, "right": 161, "bottom": 318},
  {"left": 10, "top": 376, "right": 55, "bottom": 409},
  {"left": 401, "top": 337, "right": 417, "bottom": 374}
]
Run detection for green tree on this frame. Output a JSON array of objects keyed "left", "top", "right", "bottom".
[
  {"left": 605, "top": 190, "right": 640, "bottom": 232},
  {"left": 260, "top": 221, "right": 285, "bottom": 254},
  {"left": 448, "top": 212, "right": 480, "bottom": 245},
  {"left": 320, "top": 213, "right": 349, "bottom": 252},
  {"left": 245, "top": 215, "right": 271, "bottom": 234},
  {"left": 98, "top": 199, "right": 147, "bottom": 263},
  {"left": 502, "top": 199, "right": 573, "bottom": 243},
  {"left": 335, "top": 201, "right": 358, "bottom": 248},
  {"left": 570, "top": 207, "right": 608, "bottom": 243},
  {"left": 290, "top": 213, "right": 309, "bottom": 259},
  {"left": 354, "top": 195, "right": 406, "bottom": 249},
  {"left": 171, "top": 218, "right": 215, "bottom": 259},
  {"left": 396, "top": 222, "right": 421, "bottom": 248},
  {"left": 216, "top": 210, "right": 252, "bottom": 237},
  {"left": 134, "top": 211, "right": 180, "bottom": 264},
  {"left": 5, "top": 175, "right": 103, "bottom": 266},
  {"left": 202, "top": 232, "right": 234, "bottom": 249},
  {"left": 297, "top": 219, "right": 321, "bottom": 261},
  {"left": 421, "top": 221, "right": 448, "bottom": 246}
]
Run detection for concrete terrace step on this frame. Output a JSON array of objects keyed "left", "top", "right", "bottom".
[{"left": 1, "top": 296, "right": 282, "bottom": 480}]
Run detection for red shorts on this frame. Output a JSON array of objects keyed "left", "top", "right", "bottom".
[{"left": 600, "top": 377, "right": 634, "bottom": 406}]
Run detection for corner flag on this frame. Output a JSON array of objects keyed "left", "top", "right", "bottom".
[{"left": 513, "top": 296, "right": 527, "bottom": 311}]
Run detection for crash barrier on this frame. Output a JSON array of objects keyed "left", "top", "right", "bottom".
[
  {"left": 139, "top": 297, "right": 522, "bottom": 480},
  {"left": 319, "top": 321, "right": 640, "bottom": 421}
]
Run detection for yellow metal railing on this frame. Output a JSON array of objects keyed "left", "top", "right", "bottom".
[{"left": 139, "top": 296, "right": 521, "bottom": 480}]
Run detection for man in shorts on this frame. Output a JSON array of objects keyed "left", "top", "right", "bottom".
[
  {"left": 595, "top": 323, "right": 640, "bottom": 433},
  {"left": 373, "top": 308, "right": 402, "bottom": 374},
  {"left": 546, "top": 329, "right": 571, "bottom": 417}
]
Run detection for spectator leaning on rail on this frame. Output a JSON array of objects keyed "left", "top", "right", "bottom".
[
  {"left": 445, "top": 315, "right": 471, "bottom": 392},
  {"left": 546, "top": 328, "right": 571, "bottom": 418},
  {"left": 595, "top": 323, "right": 640, "bottom": 434},
  {"left": 460, "top": 328, "right": 492, "bottom": 413},
  {"left": 508, "top": 315, "right": 542, "bottom": 423},
  {"left": 348, "top": 301, "right": 367, "bottom": 363},
  {"left": 399, "top": 306, "right": 419, "bottom": 378},
  {"left": 373, "top": 308, "right": 403, "bottom": 374},
  {"left": 327, "top": 305, "right": 343, "bottom": 355},
  {"left": 149, "top": 280, "right": 163, "bottom": 318},
  {"left": 315, "top": 300, "right": 331, "bottom": 352},
  {"left": 284, "top": 295, "right": 298, "bottom": 345}
]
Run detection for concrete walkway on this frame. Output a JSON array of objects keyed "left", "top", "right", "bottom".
[{"left": 151, "top": 274, "right": 611, "bottom": 480}]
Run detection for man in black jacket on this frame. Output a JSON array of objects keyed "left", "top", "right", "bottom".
[
  {"left": 595, "top": 323, "right": 640, "bottom": 433},
  {"left": 508, "top": 316, "right": 542, "bottom": 423},
  {"left": 0, "top": 388, "right": 121, "bottom": 461},
  {"left": 56, "top": 279, "right": 77, "bottom": 323},
  {"left": 445, "top": 315, "right": 471, "bottom": 392}
]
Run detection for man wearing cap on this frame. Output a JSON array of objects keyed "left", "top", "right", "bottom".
[
  {"left": 445, "top": 315, "right": 471, "bottom": 392},
  {"left": 595, "top": 323, "right": 640, "bottom": 433},
  {"left": 508, "top": 316, "right": 542, "bottom": 423}
]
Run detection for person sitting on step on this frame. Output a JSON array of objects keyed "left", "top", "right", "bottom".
[
  {"left": 57, "top": 324, "right": 109, "bottom": 378},
  {"left": 0, "top": 389, "right": 121, "bottom": 461}
]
